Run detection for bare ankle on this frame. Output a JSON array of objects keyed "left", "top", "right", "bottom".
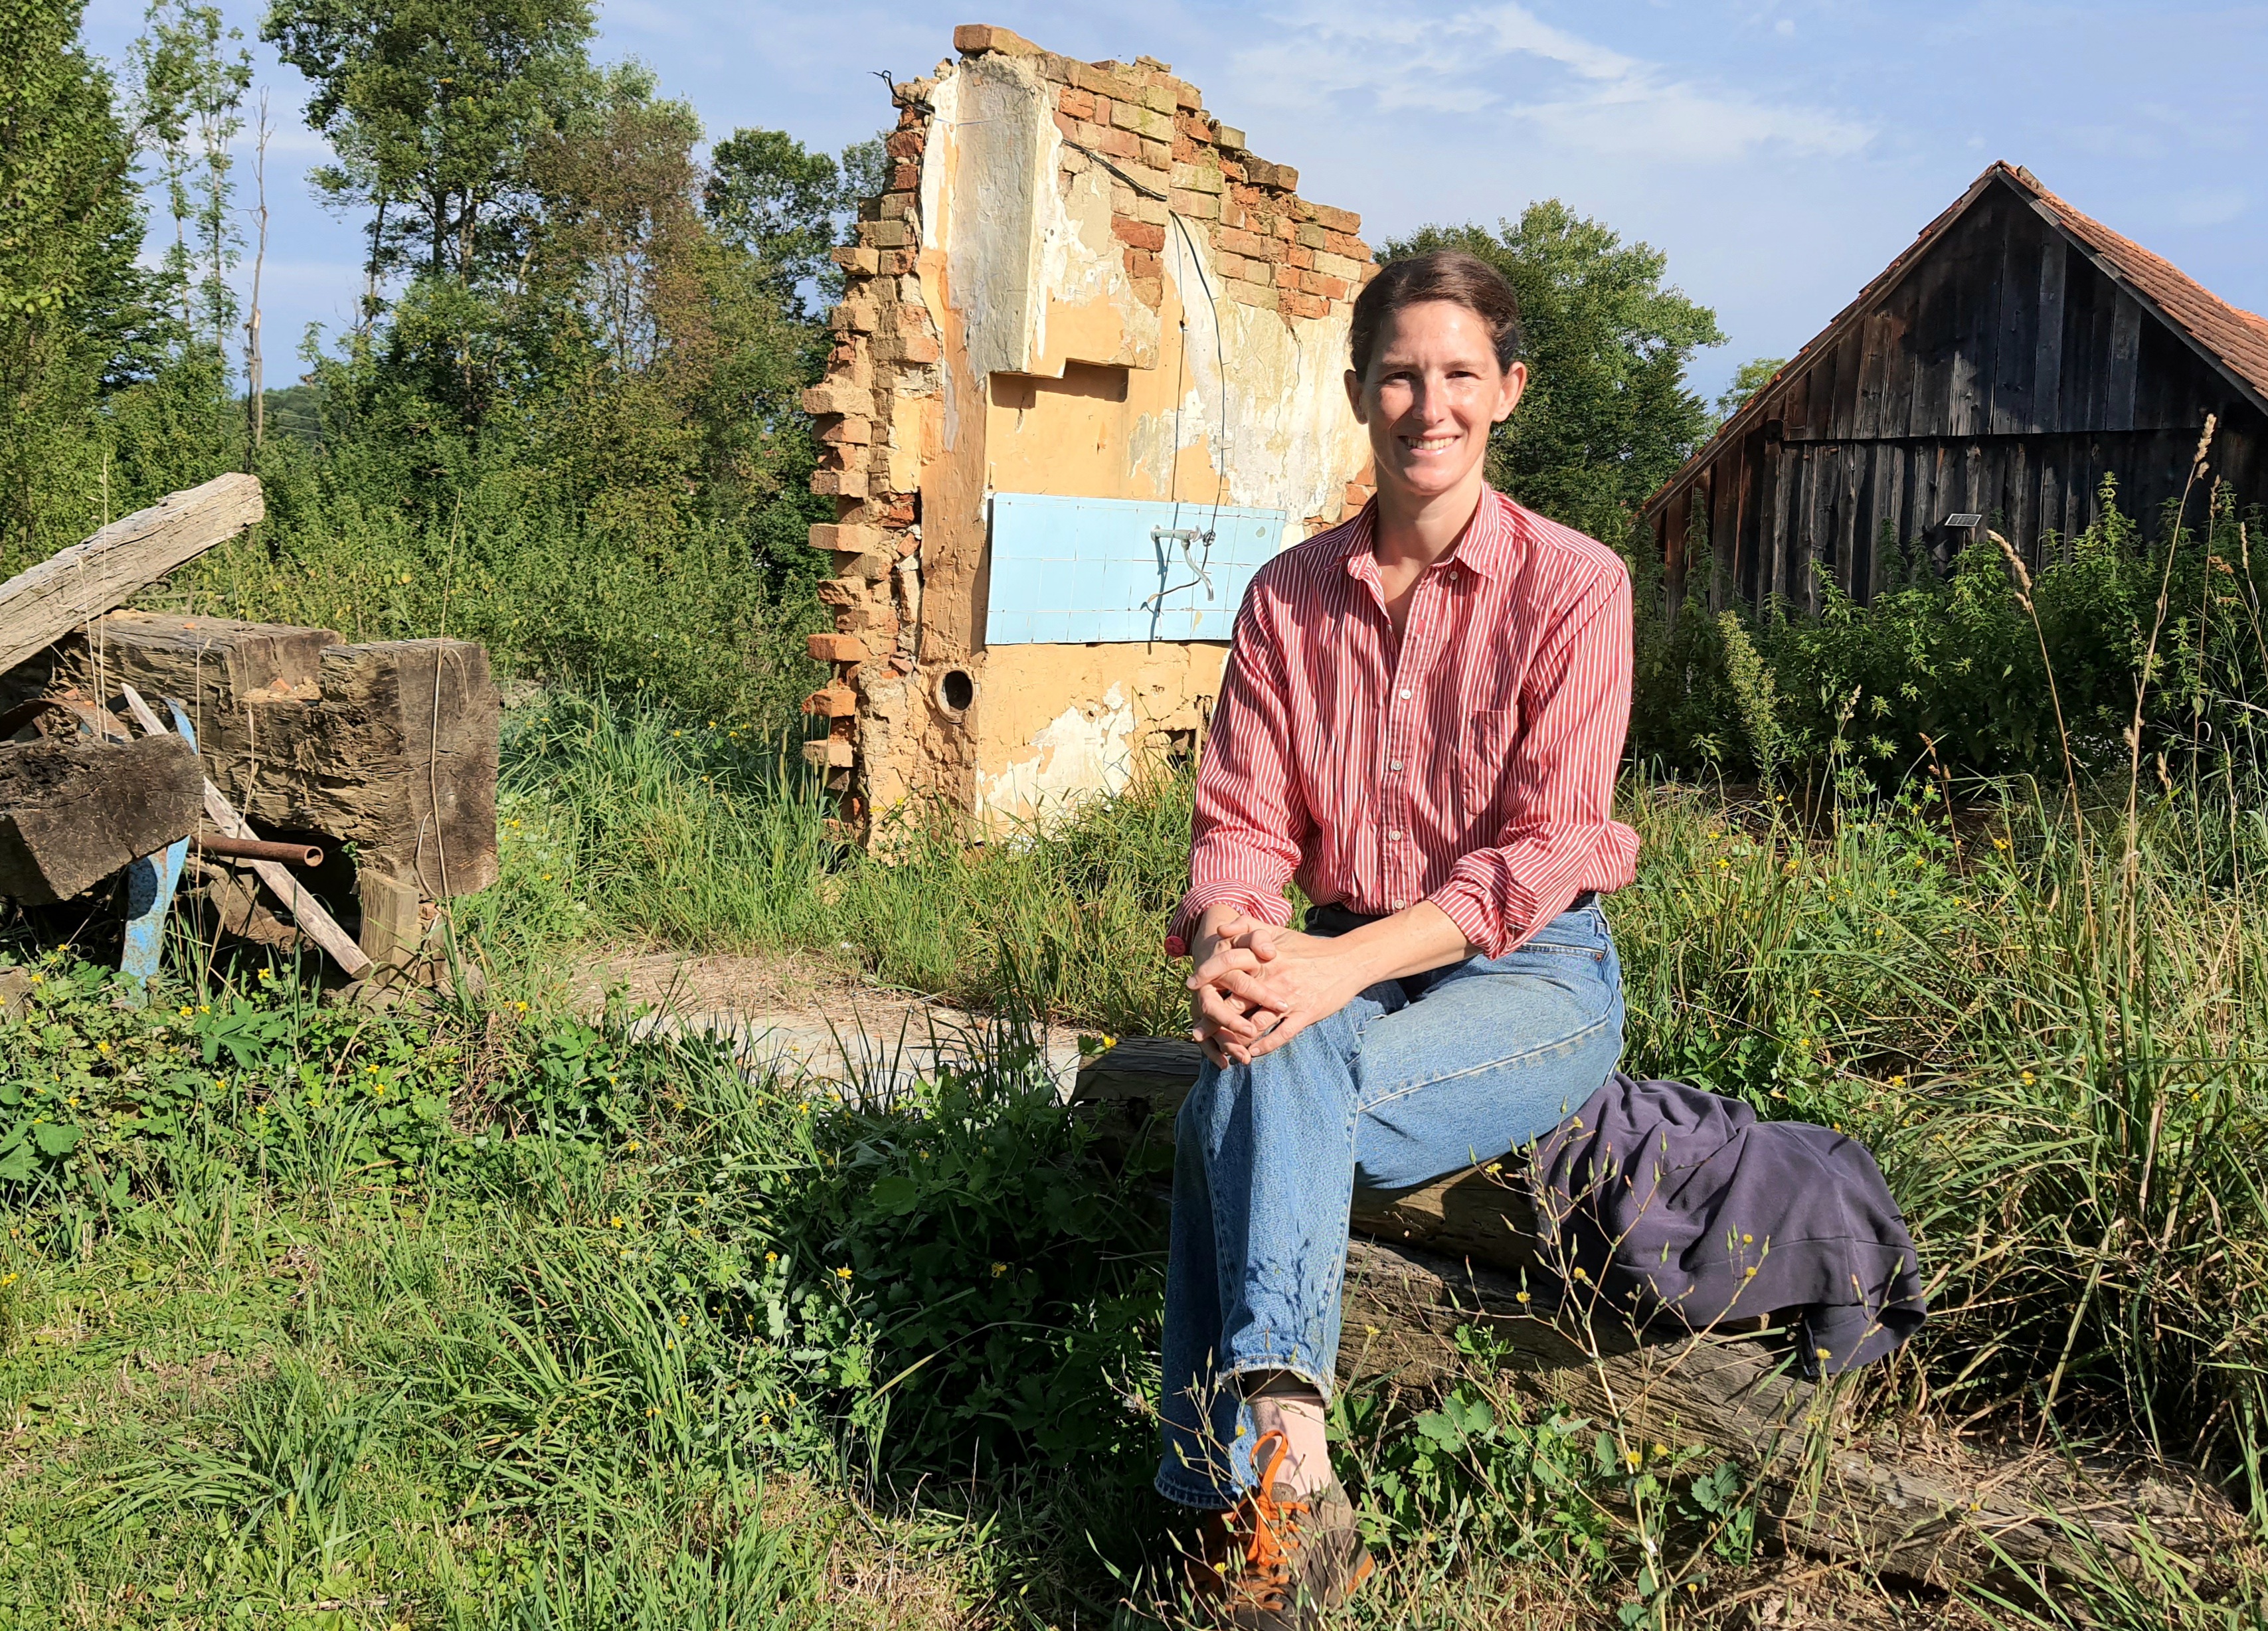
[{"left": 1244, "top": 1375, "right": 1332, "bottom": 1496}]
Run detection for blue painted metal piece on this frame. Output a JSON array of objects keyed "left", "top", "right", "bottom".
[
  {"left": 984, "top": 492, "right": 1292, "bottom": 645},
  {"left": 119, "top": 702, "right": 197, "bottom": 999}
]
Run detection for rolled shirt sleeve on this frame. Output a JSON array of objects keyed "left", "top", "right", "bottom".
[
  {"left": 1425, "top": 566, "right": 1637, "bottom": 957},
  {"left": 1167, "top": 588, "right": 1310, "bottom": 956}
]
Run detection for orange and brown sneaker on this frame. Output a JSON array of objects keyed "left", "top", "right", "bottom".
[{"left": 1176, "top": 1430, "right": 1373, "bottom": 1628}]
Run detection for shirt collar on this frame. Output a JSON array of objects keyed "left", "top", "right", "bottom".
[{"left": 1338, "top": 485, "right": 1519, "bottom": 584}]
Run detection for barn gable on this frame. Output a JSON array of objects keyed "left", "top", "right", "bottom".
[{"left": 1644, "top": 163, "right": 2268, "bottom": 613}]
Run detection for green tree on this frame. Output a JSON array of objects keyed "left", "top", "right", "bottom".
[
  {"left": 1388, "top": 204, "right": 1724, "bottom": 545},
  {"left": 705, "top": 127, "right": 884, "bottom": 317},
  {"left": 0, "top": 0, "right": 164, "bottom": 558},
  {"left": 128, "top": 1, "right": 251, "bottom": 356},
  {"left": 1709, "top": 355, "right": 1785, "bottom": 428},
  {"left": 262, "top": 0, "right": 596, "bottom": 298}
]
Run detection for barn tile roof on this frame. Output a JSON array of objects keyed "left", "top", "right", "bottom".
[
  {"left": 2018, "top": 166, "right": 2268, "bottom": 402},
  {"left": 1642, "top": 161, "right": 2268, "bottom": 519}
]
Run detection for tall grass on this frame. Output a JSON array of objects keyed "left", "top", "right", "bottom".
[{"left": 491, "top": 689, "right": 1196, "bottom": 1029}]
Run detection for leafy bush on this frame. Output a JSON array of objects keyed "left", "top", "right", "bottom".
[
  {"left": 1631, "top": 479, "right": 2268, "bottom": 784},
  {"left": 0, "top": 952, "right": 669, "bottom": 1199}
]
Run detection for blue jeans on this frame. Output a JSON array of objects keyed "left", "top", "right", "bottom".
[{"left": 1155, "top": 903, "right": 1626, "bottom": 1509}]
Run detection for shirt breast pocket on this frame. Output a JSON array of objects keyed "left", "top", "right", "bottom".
[{"left": 1458, "top": 707, "right": 1519, "bottom": 831}]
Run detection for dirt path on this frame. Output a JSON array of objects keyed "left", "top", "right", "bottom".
[{"left": 564, "top": 944, "right": 1090, "bottom": 1096}]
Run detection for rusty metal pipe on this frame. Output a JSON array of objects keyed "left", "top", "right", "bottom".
[{"left": 195, "top": 833, "right": 324, "bottom": 868}]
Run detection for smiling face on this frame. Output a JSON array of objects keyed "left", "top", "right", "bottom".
[{"left": 1344, "top": 299, "right": 1526, "bottom": 507}]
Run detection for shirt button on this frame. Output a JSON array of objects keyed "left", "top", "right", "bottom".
[
  {"left": 1387, "top": 828, "right": 1403, "bottom": 841},
  {"left": 1397, "top": 689, "right": 1412, "bottom": 700},
  {"left": 1388, "top": 758, "right": 1403, "bottom": 772}
]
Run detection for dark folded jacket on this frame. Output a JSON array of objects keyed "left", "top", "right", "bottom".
[{"left": 1527, "top": 1073, "right": 1927, "bottom": 1377}]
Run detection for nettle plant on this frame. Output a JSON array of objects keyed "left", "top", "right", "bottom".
[{"left": 0, "top": 954, "right": 670, "bottom": 1197}]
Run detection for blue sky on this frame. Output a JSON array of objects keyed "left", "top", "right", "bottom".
[{"left": 76, "top": 1, "right": 2268, "bottom": 402}]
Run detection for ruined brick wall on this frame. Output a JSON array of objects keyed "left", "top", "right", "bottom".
[{"left": 800, "top": 23, "right": 1377, "bottom": 835}]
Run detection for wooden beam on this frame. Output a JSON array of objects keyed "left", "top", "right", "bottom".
[
  {"left": 0, "top": 732, "right": 201, "bottom": 904},
  {"left": 0, "top": 474, "right": 264, "bottom": 674},
  {"left": 1075, "top": 1038, "right": 2238, "bottom": 1582}
]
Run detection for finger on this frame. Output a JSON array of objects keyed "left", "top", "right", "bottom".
[
  {"left": 1187, "top": 946, "right": 1265, "bottom": 988},
  {"left": 1205, "top": 967, "right": 1292, "bottom": 1014},
  {"left": 1243, "top": 924, "right": 1286, "bottom": 961},
  {"left": 1193, "top": 986, "right": 1265, "bottom": 1043},
  {"left": 1243, "top": 1010, "right": 1314, "bottom": 1061}
]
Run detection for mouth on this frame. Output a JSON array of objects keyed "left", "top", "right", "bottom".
[{"left": 1398, "top": 432, "right": 1460, "bottom": 458}]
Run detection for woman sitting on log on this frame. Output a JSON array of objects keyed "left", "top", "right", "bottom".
[{"left": 1158, "top": 249, "right": 1644, "bottom": 1624}]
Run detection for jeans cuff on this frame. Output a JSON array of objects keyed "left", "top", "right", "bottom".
[
  {"left": 1154, "top": 1465, "right": 1235, "bottom": 1511},
  {"left": 1221, "top": 1356, "right": 1336, "bottom": 1407}
]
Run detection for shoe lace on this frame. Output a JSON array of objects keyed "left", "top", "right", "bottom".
[{"left": 1226, "top": 1430, "right": 1311, "bottom": 1612}]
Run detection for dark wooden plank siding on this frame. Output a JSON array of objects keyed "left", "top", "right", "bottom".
[{"left": 1648, "top": 171, "right": 2267, "bottom": 608}]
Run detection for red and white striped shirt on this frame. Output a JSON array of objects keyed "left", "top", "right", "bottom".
[{"left": 1168, "top": 486, "right": 1638, "bottom": 960}]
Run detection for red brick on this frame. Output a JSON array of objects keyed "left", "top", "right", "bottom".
[
  {"left": 1274, "top": 262, "right": 1300, "bottom": 291},
  {"left": 1302, "top": 271, "right": 1350, "bottom": 301},
  {"left": 1130, "top": 276, "right": 1164, "bottom": 309},
  {"left": 1057, "top": 86, "right": 1096, "bottom": 121},
  {"left": 1287, "top": 244, "right": 1314, "bottom": 270},
  {"left": 878, "top": 249, "right": 915, "bottom": 275},
  {"left": 1324, "top": 229, "right": 1366, "bottom": 260},
  {"left": 1053, "top": 110, "right": 1083, "bottom": 143},
  {"left": 819, "top": 417, "right": 871, "bottom": 444},
  {"left": 1282, "top": 292, "right": 1329, "bottom": 321},
  {"left": 808, "top": 633, "right": 869, "bottom": 664},
  {"left": 1128, "top": 249, "right": 1162, "bottom": 279},
  {"left": 1310, "top": 203, "right": 1361, "bottom": 234},
  {"left": 887, "top": 161, "right": 920, "bottom": 191},
  {"left": 885, "top": 130, "right": 924, "bottom": 159},
  {"left": 804, "top": 683, "right": 859, "bottom": 719},
  {"left": 1112, "top": 216, "right": 1166, "bottom": 252},
  {"left": 954, "top": 23, "right": 1039, "bottom": 55},
  {"left": 893, "top": 329, "right": 941, "bottom": 365},
  {"left": 1097, "top": 125, "right": 1140, "bottom": 160}
]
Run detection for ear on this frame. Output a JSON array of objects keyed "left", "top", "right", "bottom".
[
  {"left": 1344, "top": 366, "right": 1367, "bottom": 423},
  {"left": 1492, "top": 361, "right": 1527, "bottom": 425}
]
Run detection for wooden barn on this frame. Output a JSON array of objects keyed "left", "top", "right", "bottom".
[{"left": 1642, "top": 161, "right": 2268, "bottom": 613}]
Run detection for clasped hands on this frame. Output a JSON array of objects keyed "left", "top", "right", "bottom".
[{"left": 1185, "top": 907, "right": 1373, "bottom": 1067}]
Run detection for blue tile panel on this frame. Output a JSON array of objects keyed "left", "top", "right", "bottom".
[{"left": 983, "top": 491, "right": 1293, "bottom": 645}]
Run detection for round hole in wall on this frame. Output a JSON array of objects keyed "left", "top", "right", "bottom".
[{"left": 938, "top": 667, "right": 976, "bottom": 713}]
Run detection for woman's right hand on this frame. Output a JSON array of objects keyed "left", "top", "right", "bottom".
[{"left": 1187, "top": 906, "right": 1286, "bottom": 1066}]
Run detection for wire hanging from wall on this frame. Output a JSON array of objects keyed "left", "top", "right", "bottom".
[{"left": 1057, "top": 135, "right": 1238, "bottom": 640}]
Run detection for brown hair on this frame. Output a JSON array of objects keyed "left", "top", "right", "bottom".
[{"left": 1349, "top": 250, "right": 1524, "bottom": 379}]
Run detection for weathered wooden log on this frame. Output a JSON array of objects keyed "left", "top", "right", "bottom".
[
  {"left": 0, "top": 473, "right": 263, "bottom": 673},
  {"left": 1075, "top": 1039, "right": 2239, "bottom": 1583},
  {"left": 5, "top": 613, "right": 499, "bottom": 900},
  {"left": 0, "top": 733, "right": 201, "bottom": 903}
]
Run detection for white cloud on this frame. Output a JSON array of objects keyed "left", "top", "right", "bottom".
[
  {"left": 2174, "top": 187, "right": 2247, "bottom": 229},
  {"left": 1232, "top": 1, "right": 1871, "bottom": 165}
]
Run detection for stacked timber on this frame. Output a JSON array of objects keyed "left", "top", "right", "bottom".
[
  {"left": 1075, "top": 1037, "right": 2239, "bottom": 1585},
  {"left": 0, "top": 475, "right": 499, "bottom": 982}
]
